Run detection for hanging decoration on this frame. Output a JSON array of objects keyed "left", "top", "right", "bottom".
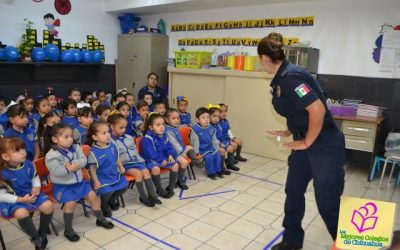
[
  {"left": 44, "top": 13, "right": 61, "bottom": 37},
  {"left": 54, "top": 0, "right": 71, "bottom": 15}
]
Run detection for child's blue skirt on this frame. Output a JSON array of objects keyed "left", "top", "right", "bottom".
[
  {"left": 95, "top": 175, "right": 128, "bottom": 196},
  {"left": 124, "top": 162, "right": 146, "bottom": 171},
  {"left": 0, "top": 193, "right": 49, "bottom": 217},
  {"left": 146, "top": 160, "right": 176, "bottom": 170},
  {"left": 53, "top": 181, "right": 92, "bottom": 203}
]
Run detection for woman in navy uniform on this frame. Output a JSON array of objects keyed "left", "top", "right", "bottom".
[{"left": 258, "top": 32, "right": 345, "bottom": 250}]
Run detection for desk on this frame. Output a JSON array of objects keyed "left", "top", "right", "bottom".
[
  {"left": 168, "top": 67, "right": 290, "bottom": 161},
  {"left": 333, "top": 115, "right": 385, "bottom": 181}
]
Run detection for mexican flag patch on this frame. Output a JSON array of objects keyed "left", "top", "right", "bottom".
[{"left": 294, "top": 83, "right": 310, "bottom": 98}]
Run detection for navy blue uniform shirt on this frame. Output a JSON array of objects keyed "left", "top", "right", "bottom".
[{"left": 270, "top": 60, "right": 333, "bottom": 137}]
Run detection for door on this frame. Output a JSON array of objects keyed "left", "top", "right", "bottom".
[{"left": 117, "top": 35, "right": 150, "bottom": 98}]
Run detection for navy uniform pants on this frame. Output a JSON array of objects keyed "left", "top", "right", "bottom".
[{"left": 282, "top": 129, "right": 345, "bottom": 246}]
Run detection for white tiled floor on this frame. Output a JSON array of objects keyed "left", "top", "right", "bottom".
[{"left": 2, "top": 153, "right": 400, "bottom": 250}]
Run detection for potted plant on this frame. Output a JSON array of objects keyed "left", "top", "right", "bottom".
[{"left": 18, "top": 18, "right": 34, "bottom": 62}]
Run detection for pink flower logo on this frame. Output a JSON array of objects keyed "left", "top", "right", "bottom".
[{"left": 351, "top": 202, "right": 378, "bottom": 233}]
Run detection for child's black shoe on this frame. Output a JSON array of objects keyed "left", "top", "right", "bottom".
[
  {"left": 108, "top": 198, "right": 120, "bottom": 211},
  {"left": 235, "top": 156, "right": 247, "bottom": 162},
  {"left": 176, "top": 181, "right": 189, "bottom": 190},
  {"left": 64, "top": 230, "right": 80, "bottom": 242},
  {"left": 216, "top": 172, "right": 224, "bottom": 178},
  {"left": 139, "top": 197, "right": 156, "bottom": 207},
  {"left": 208, "top": 174, "right": 217, "bottom": 180},
  {"left": 223, "top": 170, "right": 231, "bottom": 175},
  {"left": 227, "top": 164, "right": 240, "bottom": 171},
  {"left": 150, "top": 196, "right": 162, "bottom": 205},
  {"left": 96, "top": 218, "right": 114, "bottom": 229}
]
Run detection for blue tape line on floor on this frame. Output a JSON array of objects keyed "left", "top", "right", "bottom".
[
  {"left": 232, "top": 172, "right": 284, "bottom": 186},
  {"left": 263, "top": 229, "right": 284, "bottom": 250},
  {"left": 179, "top": 189, "right": 236, "bottom": 200},
  {"left": 85, "top": 205, "right": 180, "bottom": 250},
  {"left": 178, "top": 176, "right": 187, "bottom": 199}
]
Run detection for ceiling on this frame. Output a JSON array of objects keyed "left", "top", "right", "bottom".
[{"left": 104, "top": 0, "right": 318, "bottom": 15}]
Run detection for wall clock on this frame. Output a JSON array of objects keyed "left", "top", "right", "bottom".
[{"left": 54, "top": 0, "right": 71, "bottom": 15}]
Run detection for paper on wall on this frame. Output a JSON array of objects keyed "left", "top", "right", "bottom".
[
  {"left": 382, "top": 31, "right": 400, "bottom": 49},
  {"left": 379, "top": 48, "right": 395, "bottom": 72}
]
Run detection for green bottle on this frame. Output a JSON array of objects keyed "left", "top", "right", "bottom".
[{"left": 157, "top": 19, "right": 166, "bottom": 34}]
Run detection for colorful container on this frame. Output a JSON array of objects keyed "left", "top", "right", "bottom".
[
  {"left": 244, "top": 56, "right": 254, "bottom": 71},
  {"left": 234, "top": 55, "right": 244, "bottom": 70},
  {"left": 174, "top": 51, "right": 212, "bottom": 68},
  {"left": 226, "top": 55, "right": 235, "bottom": 69}
]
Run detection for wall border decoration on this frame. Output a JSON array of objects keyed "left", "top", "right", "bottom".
[
  {"left": 171, "top": 16, "right": 314, "bottom": 32},
  {"left": 177, "top": 37, "right": 299, "bottom": 46}
]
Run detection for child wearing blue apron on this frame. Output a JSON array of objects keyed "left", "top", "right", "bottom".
[
  {"left": 61, "top": 99, "right": 79, "bottom": 129},
  {"left": 140, "top": 113, "right": 179, "bottom": 198},
  {"left": 0, "top": 137, "right": 53, "bottom": 249},
  {"left": 86, "top": 121, "right": 128, "bottom": 218},
  {"left": 190, "top": 107, "right": 223, "bottom": 180},
  {"left": 219, "top": 103, "right": 247, "bottom": 162},
  {"left": 109, "top": 113, "right": 161, "bottom": 207},
  {"left": 176, "top": 96, "right": 192, "bottom": 126},
  {"left": 45, "top": 124, "right": 114, "bottom": 242},
  {"left": 4, "top": 104, "right": 39, "bottom": 161},
  {"left": 73, "top": 107, "right": 93, "bottom": 145},
  {"left": 32, "top": 97, "right": 51, "bottom": 133},
  {"left": 209, "top": 105, "right": 239, "bottom": 172}
]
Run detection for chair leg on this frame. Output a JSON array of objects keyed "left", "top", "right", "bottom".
[
  {"left": 370, "top": 157, "right": 379, "bottom": 180},
  {"left": 129, "top": 181, "right": 135, "bottom": 189},
  {"left": 388, "top": 161, "right": 397, "bottom": 187},
  {"left": 378, "top": 159, "right": 390, "bottom": 189},
  {"left": 190, "top": 164, "right": 196, "bottom": 180},
  {"left": 81, "top": 199, "right": 89, "bottom": 217},
  {"left": 119, "top": 195, "right": 125, "bottom": 208},
  {"left": 50, "top": 220, "right": 59, "bottom": 236},
  {"left": 0, "top": 228, "right": 6, "bottom": 250},
  {"left": 187, "top": 165, "right": 192, "bottom": 180}
]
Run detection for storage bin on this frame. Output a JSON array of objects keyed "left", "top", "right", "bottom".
[{"left": 174, "top": 51, "right": 212, "bottom": 68}]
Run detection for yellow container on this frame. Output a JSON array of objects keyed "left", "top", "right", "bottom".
[
  {"left": 175, "top": 51, "right": 212, "bottom": 68},
  {"left": 244, "top": 56, "right": 254, "bottom": 71},
  {"left": 226, "top": 55, "right": 235, "bottom": 69}
]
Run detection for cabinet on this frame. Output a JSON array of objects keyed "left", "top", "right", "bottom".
[
  {"left": 117, "top": 33, "right": 168, "bottom": 98},
  {"left": 168, "top": 67, "right": 289, "bottom": 161},
  {"left": 334, "top": 115, "right": 385, "bottom": 181},
  {"left": 283, "top": 47, "right": 319, "bottom": 74}
]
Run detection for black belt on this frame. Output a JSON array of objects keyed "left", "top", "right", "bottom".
[{"left": 292, "top": 120, "right": 336, "bottom": 140}]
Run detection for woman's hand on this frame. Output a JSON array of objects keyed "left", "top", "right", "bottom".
[
  {"left": 266, "top": 130, "right": 292, "bottom": 137},
  {"left": 282, "top": 139, "right": 309, "bottom": 151},
  {"left": 161, "top": 160, "right": 168, "bottom": 166},
  {"left": 119, "top": 166, "right": 126, "bottom": 174}
]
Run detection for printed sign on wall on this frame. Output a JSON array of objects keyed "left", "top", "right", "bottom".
[
  {"left": 171, "top": 16, "right": 314, "bottom": 32},
  {"left": 177, "top": 37, "right": 299, "bottom": 47},
  {"left": 336, "top": 196, "right": 396, "bottom": 250}
]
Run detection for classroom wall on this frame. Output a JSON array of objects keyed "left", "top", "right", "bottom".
[
  {"left": 0, "top": 0, "right": 119, "bottom": 64},
  {"left": 140, "top": 0, "right": 400, "bottom": 78}
]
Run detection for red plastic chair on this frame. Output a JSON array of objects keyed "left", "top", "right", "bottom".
[
  {"left": 178, "top": 127, "right": 197, "bottom": 180},
  {"left": 35, "top": 155, "right": 90, "bottom": 218}
]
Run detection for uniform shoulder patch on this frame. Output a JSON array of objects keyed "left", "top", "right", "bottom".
[{"left": 294, "top": 83, "right": 310, "bottom": 98}]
